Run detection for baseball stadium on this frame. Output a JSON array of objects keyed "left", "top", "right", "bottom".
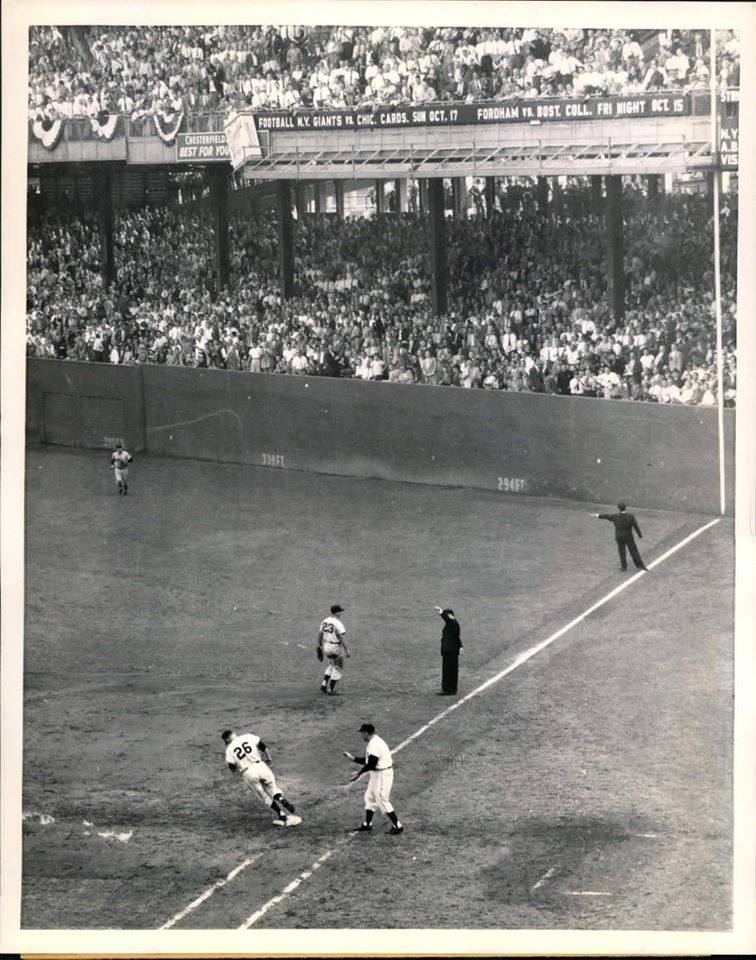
[{"left": 12, "top": 13, "right": 745, "bottom": 943}]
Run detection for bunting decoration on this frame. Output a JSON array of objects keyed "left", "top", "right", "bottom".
[
  {"left": 30, "top": 117, "right": 64, "bottom": 150},
  {"left": 90, "top": 113, "right": 120, "bottom": 140},
  {"left": 153, "top": 111, "right": 184, "bottom": 144}
]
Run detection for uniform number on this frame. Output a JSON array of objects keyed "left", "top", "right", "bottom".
[
  {"left": 234, "top": 741, "right": 254, "bottom": 760},
  {"left": 497, "top": 476, "right": 527, "bottom": 493},
  {"left": 322, "top": 623, "right": 334, "bottom": 634}
]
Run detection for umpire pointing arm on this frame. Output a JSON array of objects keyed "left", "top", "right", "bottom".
[
  {"left": 434, "top": 606, "right": 462, "bottom": 696},
  {"left": 593, "top": 502, "right": 648, "bottom": 572}
]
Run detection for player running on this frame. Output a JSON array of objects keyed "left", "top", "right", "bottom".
[
  {"left": 317, "top": 604, "right": 350, "bottom": 695},
  {"left": 110, "top": 441, "right": 133, "bottom": 495},
  {"left": 221, "top": 729, "right": 301, "bottom": 827}
]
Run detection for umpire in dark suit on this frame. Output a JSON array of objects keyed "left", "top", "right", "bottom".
[
  {"left": 434, "top": 606, "right": 463, "bottom": 695},
  {"left": 593, "top": 502, "right": 648, "bottom": 572}
]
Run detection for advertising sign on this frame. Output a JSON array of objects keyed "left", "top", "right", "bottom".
[
  {"left": 176, "top": 131, "right": 230, "bottom": 162},
  {"left": 251, "top": 93, "right": 690, "bottom": 132}
]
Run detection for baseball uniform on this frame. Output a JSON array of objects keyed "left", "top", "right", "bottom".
[
  {"left": 318, "top": 609, "right": 349, "bottom": 694},
  {"left": 347, "top": 724, "right": 404, "bottom": 834},
  {"left": 223, "top": 731, "right": 300, "bottom": 826},
  {"left": 111, "top": 446, "right": 133, "bottom": 494},
  {"left": 362, "top": 734, "right": 395, "bottom": 815}
]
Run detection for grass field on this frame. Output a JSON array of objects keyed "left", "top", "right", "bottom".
[{"left": 21, "top": 445, "right": 733, "bottom": 930}]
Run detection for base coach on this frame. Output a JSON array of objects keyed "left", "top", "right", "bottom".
[
  {"left": 434, "top": 606, "right": 463, "bottom": 695},
  {"left": 593, "top": 502, "right": 649, "bottom": 572}
]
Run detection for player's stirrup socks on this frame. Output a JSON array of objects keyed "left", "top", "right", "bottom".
[
  {"left": 277, "top": 794, "right": 296, "bottom": 813},
  {"left": 363, "top": 810, "right": 374, "bottom": 827},
  {"left": 329, "top": 679, "right": 338, "bottom": 693},
  {"left": 271, "top": 800, "right": 286, "bottom": 820},
  {"left": 387, "top": 811, "right": 402, "bottom": 828}
]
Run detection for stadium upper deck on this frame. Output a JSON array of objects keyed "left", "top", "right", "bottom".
[{"left": 29, "top": 25, "right": 740, "bottom": 123}]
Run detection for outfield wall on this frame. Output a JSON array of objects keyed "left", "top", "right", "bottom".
[{"left": 26, "top": 358, "right": 735, "bottom": 514}]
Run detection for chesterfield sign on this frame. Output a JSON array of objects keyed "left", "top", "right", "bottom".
[
  {"left": 252, "top": 93, "right": 689, "bottom": 132},
  {"left": 176, "top": 131, "right": 230, "bottom": 161}
]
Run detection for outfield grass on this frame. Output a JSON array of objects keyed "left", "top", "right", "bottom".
[{"left": 21, "top": 446, "right": 733, "bottom": 929}]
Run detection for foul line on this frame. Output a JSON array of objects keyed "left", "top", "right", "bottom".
[
  {"left": 238, "top": 837, "right": 354, "bottom": 929},
  {"left": 390, "top": 517, "right": 721, "bottom": 755},
  {"left": 163, "top": 517, "right": 721, "bottom": 930},
  {"left": 160, "top": 853, "right": 263, "bottom": 929}
]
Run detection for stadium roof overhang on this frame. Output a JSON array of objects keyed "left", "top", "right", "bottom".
[{"left": 240, "top": 139, "right": 714, "bottom": 181}]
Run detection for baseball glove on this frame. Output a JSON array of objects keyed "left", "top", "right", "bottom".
[{"left": 316, "top": 647, "right": 323, "bottom": 662}]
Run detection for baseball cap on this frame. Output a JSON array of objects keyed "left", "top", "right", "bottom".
[
  {"left": 617, "top": 502, "right": 627, "bottom": 511},
  {"left": 330, "top": 604, "right": 344, "bottom": 614},
  {"left": 359, "top": 723, "right": 375, "bottom": 734}
]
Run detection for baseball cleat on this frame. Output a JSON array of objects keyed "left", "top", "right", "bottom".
[
  {"left": 356, "top": 824, "right": 372, "bottom": 831},
  {"left": 284, "top": 815, "right": 302, "bottom": 827},
  {"left": 388, "top": 825, "right": 404, "bottom": 835}
]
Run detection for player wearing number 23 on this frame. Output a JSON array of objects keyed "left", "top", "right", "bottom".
[
  {"left": 317, "top": 604, "right": 350, "bottom": 695},
  {"left": 221, "top": 730, "right": 301, "bottom": 827}
]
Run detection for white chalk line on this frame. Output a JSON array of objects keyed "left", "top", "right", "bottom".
[
  {"left": 237, "top": 836, "right": 353, "bottom": 929},
  {"left": 565, "top": 891, "right": 612, "bottom": 896},
  {"left": 391, "top": 517, "right": 721, "bottom": 756},
  {"left": 147, "top": 408, "right": 245, "bottom": 434},
  {"left": 531, "top": 865, "right": 557, "bottom": 893},
  {"left": 160, "top": 853, "right": 263, "bottom": 929},
  {"left": 164, "top": 516, "right": 721, "bottom": 930}
]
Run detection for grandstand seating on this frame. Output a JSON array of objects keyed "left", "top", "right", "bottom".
[
  {"left": 28, "top": 26, "right": 740, "bottom": 122},
  {"left": 25, "top": 181, "right": 738, "bottom": 406}
]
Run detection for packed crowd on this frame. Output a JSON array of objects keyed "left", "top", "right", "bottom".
[
  {"left": 28, "top": 25, "right": 740, "bottom": 122},
  {"left": 26, "top": 182, "right": 737, "bottom": 406}
]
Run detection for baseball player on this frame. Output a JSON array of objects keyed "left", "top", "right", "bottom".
[
  {"left": 221, "top": 729, "right": 301, "bottom": 827},
  {"left": 110, "top": 441, "right": 133, "bottom": 495},
  {"left": 344, "top": 722, "right": 404, "bottom": 835},
  {"left": 317, "top": 604, "right": 350, "bottom": 695}
]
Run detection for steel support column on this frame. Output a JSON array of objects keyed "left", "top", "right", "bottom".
[
  {"left": 294, "top": 181, "right": 307, "bottom": 218},
  {"left": 452, "top": 176, "right": 467, "bottom": 219},
  {"left": 211, "top": 164, "right": 230, "bottom": 294},
  {"left": 277, "top": 180, "right": 295, "bottom": 299},
  {"left": 591, "top": 174, "right": 603, "bottom": 210},
  {"left": 536, "top": 176, "right": 549, "bottom": 214},
  {"left": 646, "top": 174, "right": 661, "bottom": 198},
  {"left": 94, "top": 166, "right": 115, "bottom": 290},
  {"left": 485, "top": 176, "right": 496, "bottom": 218},
  {"left": 428, "top": 178, "right": 447, "bottom": 317},
  {"left": 334, "top": 180, "right": 344, "bottom": 219},
  {"left": 375, "top": 179, "right": 385, "bottom": 215},
  {"left": 394, "top": 178, "right": 408, "bottom": 212},
  {"left": 605, "top": 175, "right": 625, "bottom": 323}
]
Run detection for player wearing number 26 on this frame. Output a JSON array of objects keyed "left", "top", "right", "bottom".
[{"left": 221, "top": 730, "right": 301, "bottom": 827}]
